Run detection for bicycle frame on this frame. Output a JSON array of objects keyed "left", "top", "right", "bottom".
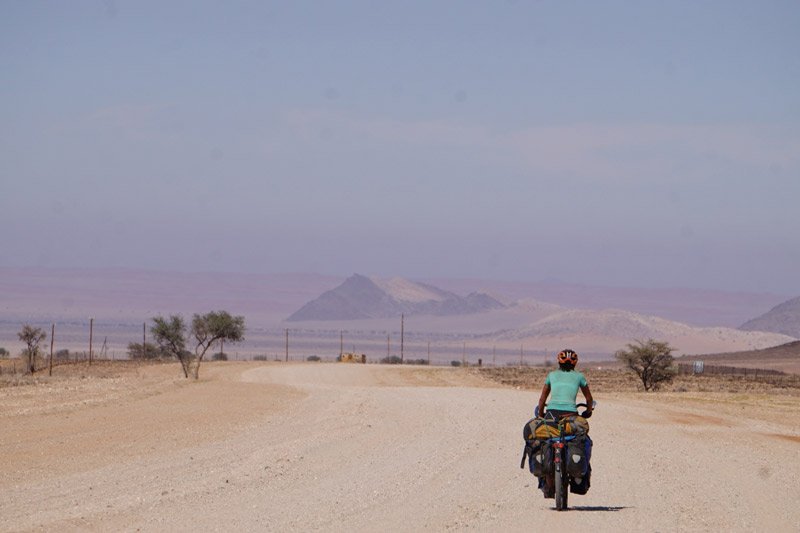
[
  {"left": 535, "top": 401, "right": 594, "bottom": 511},
  {"left": 550, "top": 422, "right": 577, "bottom": 511}
]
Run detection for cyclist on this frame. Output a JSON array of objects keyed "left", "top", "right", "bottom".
[{"left": 536, "top": 349, "right": 593, "bottom": 497}]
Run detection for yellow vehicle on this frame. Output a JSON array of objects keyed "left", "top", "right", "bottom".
[{"left": 339, "top": 352, "right": 366, "bottom": 363}]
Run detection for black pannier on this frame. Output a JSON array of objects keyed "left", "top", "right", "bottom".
[
  {"left": 566, "top": 434, "right": 593, "bottom": 494},
  {"left": 570, "top": 465, "right": 591, "bottom": 494},
  {"left": 566, "top": 434, "right": 589, "bottom": 478},
  {"left": 530, "top": 440, "right": 554, "bottom": 477}
]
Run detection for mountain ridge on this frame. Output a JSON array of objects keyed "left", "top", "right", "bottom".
[
  {"left": 491, "top": 307, "right": 796, "bottom": 355},
  {"left": 287, "top": 274, "right": 505, "bottom": 321},
  {"left": 0, "top": 267, "right": 795, "bottom": 358},
  {"left": 740, "top": 296, "right": 800, "bottom": 338}
]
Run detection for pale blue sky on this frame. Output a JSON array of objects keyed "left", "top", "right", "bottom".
[{"left": 1, "top": 1, "right": 799, "bottom": 293}]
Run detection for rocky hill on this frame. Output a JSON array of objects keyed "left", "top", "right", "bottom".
[
  {"left": 740, "top": 296, "right": 800, "bottom": 338},
  {"left": 492, "top": 308, "right": 796, "bottom": 355},
  {"left": 286, "top": 274, "right": 505, "bottom": 321}
]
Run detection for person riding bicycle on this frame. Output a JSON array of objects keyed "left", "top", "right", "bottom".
[{"left": 536, "top": 349, "right": 593, "bottom": 497}]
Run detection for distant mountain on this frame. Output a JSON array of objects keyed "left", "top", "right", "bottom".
[
  {"left": 286, "top": 274, "right": 505, "bottom": 321},
  {"left": 426, "top": 277, "right": 788, "bottom": 327},
  {"left": 740, "top": 296, "right": 800, "bottom": 338},
  {"left": 492, "top": 308, "right": 796, "bottom": 355}
]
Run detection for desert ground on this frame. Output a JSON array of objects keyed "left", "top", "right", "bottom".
[{"left": 2, "top": 361, "right": 799, "bottom": 532}]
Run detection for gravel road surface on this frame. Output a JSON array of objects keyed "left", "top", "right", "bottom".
[{"left": 2, "top": 362, "right": 798, "bottom": 531}]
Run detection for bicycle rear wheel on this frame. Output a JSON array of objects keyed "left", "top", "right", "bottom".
[{"left": 554, "top": 463, "right": 568, "bottom": 510}]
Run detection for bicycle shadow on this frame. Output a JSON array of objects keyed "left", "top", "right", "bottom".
[{"left": 561, "top": 505, "right": 630, "bottom": 512}]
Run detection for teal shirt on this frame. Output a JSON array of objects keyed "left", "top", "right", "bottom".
[{"left": 545, "top": 370, "right": 588, "bottom": 411}]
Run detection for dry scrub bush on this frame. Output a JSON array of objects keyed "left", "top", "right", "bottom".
[
  {"left": 616, "top": 339, "right": 677, "bottom": 392},
  {"left": 18, "top": 324, "right": 47, "bottom": 374}
]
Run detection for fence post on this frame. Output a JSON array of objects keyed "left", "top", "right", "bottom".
[
  {"left": 49, "top": 323, "right": 55, "bottom": 376},
  {"left": 89, "top": 317, "right": 94, "bottom": 366}
]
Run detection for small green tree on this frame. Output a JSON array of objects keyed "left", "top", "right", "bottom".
[
  {"left": 0, "top": 347, "right": 9, "bottom": 358},
  {"left": 151, "top": 311, "right": 245, "bottom": 379},
  {"left": 616, "top": 338, "right": 677, "bottom": 391},
  {"left": 190, "top": 311, "right": 245, "bottom": 379},
  {"left": 18, "top": 324, "right": 47, "bottom": 374},
  {"left": 151, "top": 315, "right": 190, "bottom": 377}
]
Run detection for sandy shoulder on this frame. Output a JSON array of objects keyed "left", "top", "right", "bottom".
[{"left": 1, "top": 362, "right": 302, "bottom": 485}]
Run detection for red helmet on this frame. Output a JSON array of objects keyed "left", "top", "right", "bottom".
[{"left": 557, "top": 349, "right": 578, "bottom": 366}]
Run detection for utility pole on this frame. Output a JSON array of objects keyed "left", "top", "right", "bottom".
[
  {"left": 340, "top": 330, "right": 344, "bottom": 359},
  {"left": 427, "top": 341, "right": 431, "bottom": 365},
  {"left": 492, "top": 345, "right": 496, "bottom": 367},
  {"left": 387, "top": 334, "right": 390, "bottom": 358},
  {"left": 48, "top": 323, "right": 54, "bottom": 376},
  {"left": 142, "top": 322, "right": 146, "bottom": 359},
  {"left": 462, "top": 342, "right": 466, "bottom": 366},
  {"left": 400, "top": 314, "right": 404, "bottom": 364},
  {"left": 520, "top": 344, "right": 523, "bottom": 367},
  {"left": 285, "top": 328, "right": 289, "bottom": 362},
  {"left": 89, "top": 317, "right": 94, "bottom": 366}
]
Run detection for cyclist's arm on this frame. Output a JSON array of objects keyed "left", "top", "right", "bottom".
[
  {"left": 537, "top": 384, "right": 550, "bottom": 416},
  {"left": 580, "top": 384, "right": 593, "bottom": 413}
]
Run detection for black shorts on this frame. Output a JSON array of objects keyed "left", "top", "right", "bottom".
[{"left": 545, "top": 408, "right": 578, "bottom": 420}]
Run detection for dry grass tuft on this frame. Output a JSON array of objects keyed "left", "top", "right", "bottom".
[
  {"left": 472, "top": 366, "right": 800, "bottom": 395},
  {"left": 0, "top": 359, "right": 170, "bottom": 388}
]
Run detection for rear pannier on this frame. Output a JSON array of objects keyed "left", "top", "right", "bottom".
[
  {"left": 566, "top": 434, "right": 591, "bottom": 478},
  {"left": 528, "top": 440, "right": 554, "bottom": 476}
]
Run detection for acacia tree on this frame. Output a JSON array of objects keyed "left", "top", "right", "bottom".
[
  {"left": 18, "top": 324, "right": 47, "bottom": 374},
  {"left": 615, "top": 338, "right": 677, "bottom": 391},
  {"left": 151, "top": 315, "right": 190, "bottom": 377},
  {"left": 190, "top": 311, "right": 245, "bottom": 379},
  {"left": 151, "top": 311, "right": 245, "bottom": 379}
]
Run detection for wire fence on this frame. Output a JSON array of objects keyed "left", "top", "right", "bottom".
[
  {"left": 676, "top": 362, "right": 786, "bottom": 378},
  {"left": 675, "top": 362, "right": 800, "bottom": 389}
]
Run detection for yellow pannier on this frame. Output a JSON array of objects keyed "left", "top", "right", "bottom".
[{"left": 526, "top": 415, "right": 589, "bottom": 441}]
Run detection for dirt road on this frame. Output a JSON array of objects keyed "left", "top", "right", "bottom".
[{"left": 2, "top": 362, "right": 799, "bottom": 531}]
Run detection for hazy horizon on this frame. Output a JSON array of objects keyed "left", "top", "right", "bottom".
[{"left": 2, "top": 1, "right": 799, "bottom": 294}]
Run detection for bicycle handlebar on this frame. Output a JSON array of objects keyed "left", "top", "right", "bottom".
[{"left": 535, "top": 401, "right": 597, "bottom": 419}]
